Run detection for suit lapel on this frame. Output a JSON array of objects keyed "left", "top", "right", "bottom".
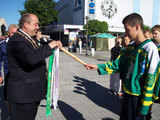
[{"left": 17, "top": 30, "right": 39, "bottom": 50}]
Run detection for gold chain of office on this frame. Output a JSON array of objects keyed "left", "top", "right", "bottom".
[{"left": 17, "top": 31, "right": 39, "bottom": 50}]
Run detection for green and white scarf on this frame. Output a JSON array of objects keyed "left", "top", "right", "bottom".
[{"left": 46, "top": 47, "right": 59, "bottom": 117}]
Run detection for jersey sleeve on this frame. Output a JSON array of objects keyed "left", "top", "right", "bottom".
[
  {"left": 97, "top": 52, "right": 125, "bottom": 75},
  {"left": 139, "top": 47, "right": 160, "bottom": 115}
]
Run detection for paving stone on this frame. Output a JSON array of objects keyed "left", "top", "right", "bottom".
[{"left": 1, "top": 48, "right": 160, "bottom": 120}]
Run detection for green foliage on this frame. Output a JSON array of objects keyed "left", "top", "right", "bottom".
[
  {"left": 19, "top": 0, "right": 58, "bottom": 29},
  {"left": 3, "top": 31, "right": 8, "bottom": 36},
  {"left": 83, "top": 20, "right": 108, "bottom": 35},
  {"left": 143, "top": 24, "right": 151, "bottom": 31}
]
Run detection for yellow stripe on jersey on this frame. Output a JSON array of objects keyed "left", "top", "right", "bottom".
[
  {"left": 138, "top": 49, "right": 147, "bottom": 57},
  {"left": 143, "top": 92, "right": 159, "bottom": 99},
  {"left": 105, "top": 62, "right": 113, "bottom": 74},
  {"left": 123, "top": 86, "right": 139, "bottom": 96},
  {"left": 141, "top": 99, "right": 153, "bottom": 106}
]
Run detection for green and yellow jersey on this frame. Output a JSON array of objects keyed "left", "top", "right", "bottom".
[{"left": 97, "top": 39, "right": 160, "bottom": 115}]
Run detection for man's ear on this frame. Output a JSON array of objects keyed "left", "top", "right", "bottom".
[{"left": 23, "top": 22, "right": 28, "bottom": 29}]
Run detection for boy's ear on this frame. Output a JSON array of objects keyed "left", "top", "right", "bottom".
[{"left": 135, "top": 24, "right": 140, "bottom": 31}]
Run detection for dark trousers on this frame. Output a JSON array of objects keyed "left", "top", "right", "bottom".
[
  {"left": 4, "top": 73, "right": 9, "bottom": 101},
  {"left": 10, "top": 101, "right": 40, "bottom": 120},
  {"left": 120, "top": 93, "right": 146, "bottom": 120}
]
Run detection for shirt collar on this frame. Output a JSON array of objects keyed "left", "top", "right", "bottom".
[
  {"left": 6, "top": 37, "right": 9, "bottom": 42},
  {"left": 19, "top": 29, "right": 31, "bottom": 39}
]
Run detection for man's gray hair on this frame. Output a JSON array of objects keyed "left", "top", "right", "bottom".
[{"left": 8, "top": 24, "right": 19, "bottom": 31}]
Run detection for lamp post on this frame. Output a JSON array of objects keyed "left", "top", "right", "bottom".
[
  {"left": 85, "top": 16, "right": 89, "bottom": 55},
  {"left": 57, "top": 24, "right": 62, "bottom": 40}
]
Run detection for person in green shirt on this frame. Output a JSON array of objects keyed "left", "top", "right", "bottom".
[
  {"left": 84, "top": 13, "right": 160, "bottom": 120},
  {"left": 90, "top": 40, "right": 93, "bottom": 49}
]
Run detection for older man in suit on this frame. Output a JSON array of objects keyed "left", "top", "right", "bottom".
[{"left": 7, "top": 13, "right": 62, "bottom": 120}]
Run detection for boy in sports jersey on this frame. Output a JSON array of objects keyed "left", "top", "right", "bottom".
[
  {"left": 145, "top": 25, "right": 160, "bottom": 120},
  {"left": 152, "top": 25, "right": 160, "bottom": 55},
  {"left": 84, "top": 13, "right": 160, "bottom": 120}
]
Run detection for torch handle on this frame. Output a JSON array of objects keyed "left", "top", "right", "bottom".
[{"left": 60, "top": 47, "right": 86, "bottom": 65}]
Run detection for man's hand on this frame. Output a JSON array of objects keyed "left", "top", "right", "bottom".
[
  {"left": 57, "top": 40, "right": 62, "bottom": 48},
  {"left": 84, "top": 64, "right": 98, "bottom": 70},
  {"left": 48, "top": 40, "right": 63, "bottom": 49},
  {"left": 0, "top": 76, "right": 3, "bottom": 84}
]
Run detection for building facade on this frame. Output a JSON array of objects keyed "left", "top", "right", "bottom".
[
  {"left": 0, "top": 18, "right": 7, "bottom": 36},
  {"left": 59, "top": 0, "right": 160, "bottom": 32},
  {"left": 45, "top": 0, "right": 160, "bottom": 46}
]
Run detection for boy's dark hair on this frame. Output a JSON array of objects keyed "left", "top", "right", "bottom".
[
  {"left": 123, "top": 34, "right": 130, "bottom": 38},
  {"left": 151, "top": 25, "right": 160, "bottom": 32},
  {"left": 122, "top": 13, "right": 143, "bottom": 30},
  {"left": 143, "top": 30, "right": 151, "bottom": 34}
]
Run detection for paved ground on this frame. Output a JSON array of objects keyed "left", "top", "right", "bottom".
[{"left": 0, "top": 48, "right": 160, "bottom": 120}]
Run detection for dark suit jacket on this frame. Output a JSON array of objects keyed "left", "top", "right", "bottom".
[{"left": 7, "top": 29, "right": 53, "bottom": 103}]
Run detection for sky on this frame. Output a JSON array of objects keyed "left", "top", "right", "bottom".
[{"left": 0, "top": 0, "right": 59, "bottom": 30}]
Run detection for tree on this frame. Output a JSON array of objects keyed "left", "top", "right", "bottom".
[
  {"left": 143, "top": 24, "right": 151, "bottom": 32},
  {"left": 83, "top": 20, "right": 109, "bottom": 35},
  {"left": 19, "top": 0, "right": 58, "bottom": 29}
]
